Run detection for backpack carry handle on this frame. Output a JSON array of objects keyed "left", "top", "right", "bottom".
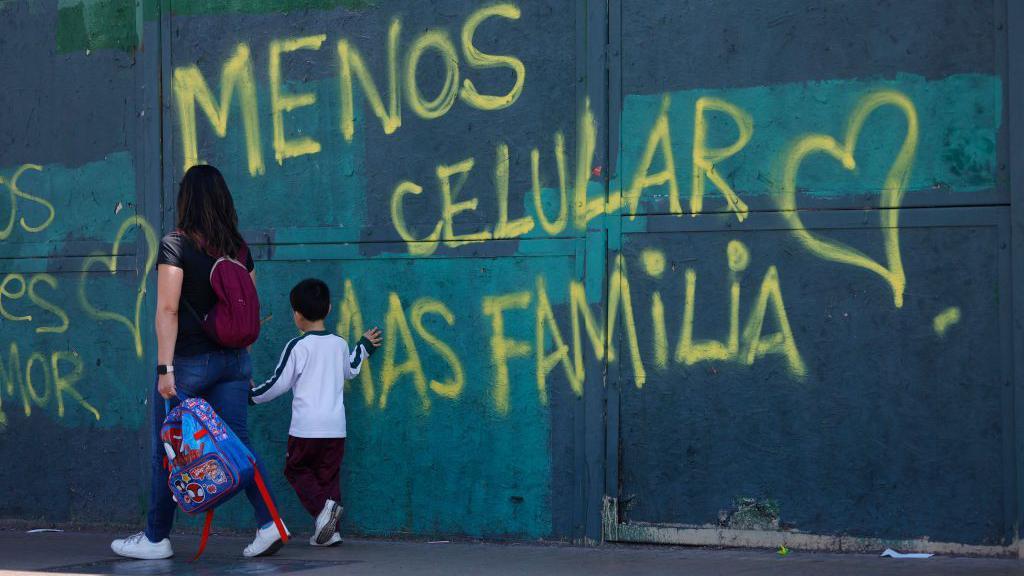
[{"left": 163, "top": 389, "right": 190, "bottom": 415}]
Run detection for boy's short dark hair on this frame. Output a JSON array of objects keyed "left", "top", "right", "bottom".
[{"left": 290, "top": 278, "right": 331, "bottom": 321}]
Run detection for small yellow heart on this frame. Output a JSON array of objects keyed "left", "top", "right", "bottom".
[
  {"left": 777, "top": 90, "right": 918, "bottom": 308},
  {"left": 78, "top": 215, "right": 158, "bottom": 358}
]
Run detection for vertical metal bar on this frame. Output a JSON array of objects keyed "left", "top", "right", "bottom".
[
  {"left": 160, "top": 0, "right": 173, "bottom": 233},
  {"left": 1004, "top": 0, "right": 1024, "bottom": 554},
  {"left": 571, "top": 0, "right": 590, "bottom": 544},
  {"left": 578, "top": 0, "right": 612, "bottom": 545},
  {"left": 603, "top": 0, "right": 622, "bottom": 539}
]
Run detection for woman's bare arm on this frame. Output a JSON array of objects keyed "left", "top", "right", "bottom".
[{"left": 156, "top": 264, "right": 184, "bottom": 399}]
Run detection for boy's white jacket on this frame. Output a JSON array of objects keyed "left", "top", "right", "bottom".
[{"left": 250, "top": 331, "right": 370, "bottom": 438}]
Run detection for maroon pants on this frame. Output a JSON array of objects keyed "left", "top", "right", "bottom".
[{"left": 284, "top": 436, "right": 346, "bottom": 517}]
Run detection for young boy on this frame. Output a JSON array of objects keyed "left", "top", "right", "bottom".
[{"left": 250, "top": 278, "right": 382, "bottom": 546}]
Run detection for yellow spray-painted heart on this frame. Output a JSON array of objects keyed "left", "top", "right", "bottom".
[
  {"left": 778, "top": 90, "right": 918, "bottom": 309},
  {"left": 78, "top": 215, "right": 158, "bottom": 358}
]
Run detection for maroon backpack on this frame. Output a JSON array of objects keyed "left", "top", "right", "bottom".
[{"left": 184, "top": 241, "right": 261, "bottom": 349}]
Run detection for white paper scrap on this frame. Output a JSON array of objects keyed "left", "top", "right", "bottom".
[{"left": 880, "top": 548, "right": 933, "bottom": 559}]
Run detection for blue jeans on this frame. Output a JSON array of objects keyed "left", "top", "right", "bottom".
[{"left": 145, "top": 349, "right": 276, "bottom": 542}]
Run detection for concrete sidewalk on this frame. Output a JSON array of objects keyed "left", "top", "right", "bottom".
[{"left": 0, "top": 530, "right": 1020, "bottom": 576}]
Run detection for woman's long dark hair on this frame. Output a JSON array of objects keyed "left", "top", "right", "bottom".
[{"left": 176, "top": 164, "right": 245, "bottom": 258}]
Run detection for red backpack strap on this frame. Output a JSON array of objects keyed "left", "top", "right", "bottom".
[
  {"left": 250, "top": 457, "right": 288, "bottom": 544},
  {"left": 191, "top": 510, "right": 215, "bottom": 562}
]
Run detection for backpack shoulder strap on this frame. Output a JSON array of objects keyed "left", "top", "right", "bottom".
[
  {"left": 191, "top": 509, "right": 215, "bottom": 562},
  {"left": 250, "top": 457, "right": 288, "bottom": 544}
]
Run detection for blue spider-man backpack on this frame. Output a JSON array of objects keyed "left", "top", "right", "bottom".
[{"left": 161, "top": 394, "right": 287, "bottom": 559}]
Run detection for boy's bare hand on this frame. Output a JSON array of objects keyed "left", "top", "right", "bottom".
[{"left": 363, "top": 327, "right": 383, "bottom": 348}]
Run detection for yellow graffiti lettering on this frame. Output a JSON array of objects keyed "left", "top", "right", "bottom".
[
  {"left": 574, "top": 99, "right": 603, "bottom": 230},
  {"left": 482, "top": 291, "right": 532, "bottom": 415},
  {"left": 52, "top": 351, "right": 98, "bottom": 420},
  {"left": 569, "top": 281, "right": 603, "bottom": 383},
  {"left": 567, "top": 260, "right": 646, "bottom": 387},
  {"left": 391, "top": 180, "right": 442, "bottom": 256},
  {"left": 0, "top": 274, "right": 31, "bottom": 322},
  {"left": 742, "top": 266, "right": 805, "bottom": 378},
  {"left": 642, "top": 249, "right": 670, "bottom": 369},
  {"left": 24, "top": 352, "right": 50, "bottom": 414},
  {"left": 531, "top": 131, "right": 569, "bottom": 236},
  {"left": 641, "top": 248, "right": 666, "bottom": 278},
  {"left": 0, "top": 343, "right": 29, "bottom": 417},
  {"left": 411, "top": 298, "right": 464, "bottom": 400},
  {"left": 0, "top": 343, "right": 20, "bottom": 400},
  {"left": 933, "top": 306, "right": 961, "bottom": 338},
  {"left": 379, "top": 293, "right": 431, "bottom": 412},
  {"left": 338, "top": 18, "right": 402, "bottom": 142},
  {"left": 728, "top": 239, "right": 750, "bottom": 272},
  {"left": 28, "top": 274, "right": 69, "bottom": 334},
  {"left": 174, "top": 43, "right": 264, "bottom": 176},
  {"left": 494, "top": 142, "right": 535, "bottom": 239},
  {"left": 726, "top": 240, "right": 749, "bottom": 355},
  {"left": 439, "top": 157, "right": 492, "bottom": 246},
  {"left": 625, "top": 95, "right": 681, "bottom": 218},
  {"left": 675, "top": 269, "right": 731, "bottom": 364},
  {"left": 608, "top": 256, "right": 646, "bottom": 387},
  {"left": 672, "top": 240, "right": 749, "bottom": 365},
  {"left": 650, "top": 290, "right": 669, "bottom": 369},
  {"left": 535, "top": 276, "right": 580, "bottom": 405},
  {"left": 778, "top": 90, "right": 917, "bottom": 308},
  {"left": 459, "top": 3, "right": 525, "bottom": 111},
  {"left": 269, "top": 35, "right": 326, "bottom": 164},
  {"left": 79, "top": 216, "right": 159, "bottom": 358},
  {"left": 336, "top": 279, "right": 374, "bottom": 406},
  {"left": 0, "top": 345, "right": 97, "bottom": 422},
  {"left": 405, "top": 30, "right": 460, "bottom": 120},
  {"left": 692, "top": 96, "right": 752, "bottom": 220},
  {"left": 1, "top": 164, "right": 53, "bottom": 240}
]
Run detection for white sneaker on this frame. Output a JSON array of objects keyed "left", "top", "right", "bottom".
[
  {"left": 110, "top": 532, "right": 173, "bottom": 559},
  {"left": 313, "top": 500, "right": 342, "bottom": 545},
  {"left": 242, "top": 521, "right": 290, "bottom": 558},
  {"left": 310, "top": 532, "right": 342, "bottom": 547}
]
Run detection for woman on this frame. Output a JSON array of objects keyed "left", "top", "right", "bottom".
[{"left": 111, "top": 165, "right": 287, "bottom": 559}]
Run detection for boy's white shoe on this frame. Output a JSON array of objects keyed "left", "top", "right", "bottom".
[
  {"left": 309, "top": 532, "right": 343, "bottom": 547},
  {"left": 242, "top": 521, "right": 290, "bottom": 558},
  {"left": 313, "top": 500, "right": 342, "bottom": 545},
  {"left": 110, "top": 532, "right": 173, "bottom": 559}
]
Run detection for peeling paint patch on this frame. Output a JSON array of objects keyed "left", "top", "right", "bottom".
[
  {"left": 168, "top": 0, "right": 377, "bottom": 17},
  {"left": 56, "top": 0, "right": 137, "bottom": 53},
  {"left": 719, "top": 497, "right": 780, "bottom": 531}
]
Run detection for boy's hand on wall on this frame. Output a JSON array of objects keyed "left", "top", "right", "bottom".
[{"left": 363, "top": 327, "right": 383, "bottom": 349}]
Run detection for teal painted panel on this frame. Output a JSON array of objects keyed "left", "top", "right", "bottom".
[
  {"left": 614, "top": 74, "right": 1003, "bottom": 215},
  {"left": 0, "top": 152, "right": 137, "bottom": 254},
  {"left": 225, "top": 255, "right": 575, "bottom": 538},
  {"left": 0, "top": 152, "right": 151, "bottom": 432},
  {"left": 169, "top": 76, "right": 367, "bottom": 236}
]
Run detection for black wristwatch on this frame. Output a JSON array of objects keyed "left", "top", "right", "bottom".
[{"left": 157, "top": 364, "right": 174, "bottom": 375}]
